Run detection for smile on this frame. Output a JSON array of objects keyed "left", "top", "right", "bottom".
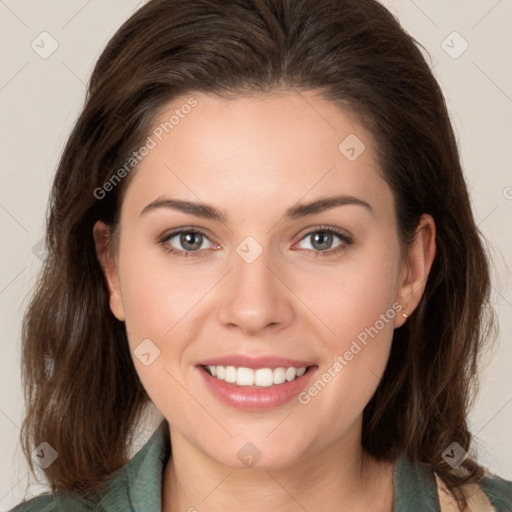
[{"left": 202, "top": 365, "right": 308, "bottom": 387}]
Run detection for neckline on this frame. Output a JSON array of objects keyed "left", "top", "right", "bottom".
[{"left": 126, "top": 421, "right": 441, "bottom": 512}]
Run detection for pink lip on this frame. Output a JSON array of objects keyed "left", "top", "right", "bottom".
[
  {"left": 197, "top": 355, "right": 315, "bottom": 369},
  {"left": 196, "top": 363, "right": 318, "bottom": 410}
]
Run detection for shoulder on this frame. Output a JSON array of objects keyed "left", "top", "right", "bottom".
[
  {"left": 8, "top": 494, "right": 55, "bottom": 512},
  {"left": 479, "top": 472, "right": 512, "bottom": 512},
  {"left": 7, "top": 493, "right": 94, "bottom": 512},
  {"left": 435, "top": 468, "right": 512, "bottom": 512},
  {"left": 9, "top": 419, "right": 170, "bottom": 512},
  {"left": 394, "top": 454, "right": 512, "bottom": 511}
]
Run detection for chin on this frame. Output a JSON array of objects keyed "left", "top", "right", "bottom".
[{"left": 197, "top": 431, "right": 313, "bottom": 471}]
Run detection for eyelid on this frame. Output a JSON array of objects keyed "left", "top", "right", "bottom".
[
  {"left": 295, "top": 224, "right": 353, "bottom": 244},
  {"left": 292, "top": 225, "right": 354, "bottom": 254},
  {"left": 159, "top": 224, "right": 354, "bottom": 257},
  {"left": 160, "top": 227, "right": 218, "bottom": 248}
]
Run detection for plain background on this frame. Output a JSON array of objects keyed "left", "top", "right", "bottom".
[{"left": 1, "top": 0, "right": 511, "bottom": 509}]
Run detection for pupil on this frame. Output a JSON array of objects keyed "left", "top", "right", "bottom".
[
  {"left": 312, "top": 231, "right": 332, "bottom": 250},
  {"left": 181, "top": 232, "right": 202, "bottom": 251}
]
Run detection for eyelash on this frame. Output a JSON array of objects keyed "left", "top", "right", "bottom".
[{"left": 158, "top": 225, "right": 354, "bottom": 259}]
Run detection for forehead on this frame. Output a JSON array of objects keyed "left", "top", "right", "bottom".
[{"left": 121, "top": 90, "right": 394, "bottom": 223}]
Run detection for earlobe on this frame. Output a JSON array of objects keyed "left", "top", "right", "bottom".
[
  {"left": 93, "top": 220, "right": 125, "bottom": 322},
  {"left": 395, "top": 214, "right": 436, "bottom": 327}
]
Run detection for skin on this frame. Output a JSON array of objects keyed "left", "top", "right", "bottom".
[{"left": 94, "top": 90, "right": 436, "bottom": 512}]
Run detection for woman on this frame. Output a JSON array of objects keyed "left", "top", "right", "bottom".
[{"left": 10, "top": 0, "right": 512, "bottom": 510}]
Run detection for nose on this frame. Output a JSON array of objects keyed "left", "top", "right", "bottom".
[{"left": 217, "top": 243, "right": 295, "bottom": 335}]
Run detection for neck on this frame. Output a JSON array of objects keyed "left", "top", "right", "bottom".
[{"left": 162, "top": 422, "right": 395, "bottom": 512}]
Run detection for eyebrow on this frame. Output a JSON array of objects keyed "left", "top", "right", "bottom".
[{"left": 140, "top": 194, "right": 373, "bottom": 222}]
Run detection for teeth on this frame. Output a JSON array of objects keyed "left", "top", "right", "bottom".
[
  {"left": 225, "top": 366, "right": 237, "bottom": 383},
  {"left": 237, "top": 367, "right": 255, "bottom": 386},
  {"left": 285, "top": 367, "right": 296, "bottom": 381},
  {"left": 255, "top": 368, "right": 273, "bottom": 387},
  {"left": 206, "top": 365, "right": 308, "bottom": 387},
  {"left": 273, "top": 367, "right": 286, "bottom": 384}
]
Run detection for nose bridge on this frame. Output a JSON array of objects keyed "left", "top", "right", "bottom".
[{"left": 217, "top": 235, "right": 294, "bottom": 333}]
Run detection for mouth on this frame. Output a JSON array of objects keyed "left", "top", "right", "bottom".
[
  {"left": 200, "top": 364, "right": 312, "bottom": 387},
  {"left": 196, "top": 358, "right": 318, "bottom": 410}
]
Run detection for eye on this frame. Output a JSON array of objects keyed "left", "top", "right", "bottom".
[
  {"left": 295, "top": 227, "right": 353, "bottom": 256},
  {"left": 159, "top": 229, "right": 217, "bottom": 257},
  {"left": 158, "top": 226, "right": 353, "bottom": 259}
]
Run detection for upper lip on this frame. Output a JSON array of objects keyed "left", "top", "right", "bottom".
[{"left": 197, "top": 355, "right": 316, "bottom": 370}]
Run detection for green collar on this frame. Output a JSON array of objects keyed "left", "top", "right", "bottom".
[
  {"left": 24, "top": 420, "right": 509, "bottom": 511},
  {"left": 104, "top": 420, "right": 443, "bottom": 512}
]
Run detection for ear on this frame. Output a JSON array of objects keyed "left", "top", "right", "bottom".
[
  {"left": 93, "top": 220, "right": 125, "bottom": 322},
  {"left": 394, "top": 213, "right": 436, "bottom": 328}
]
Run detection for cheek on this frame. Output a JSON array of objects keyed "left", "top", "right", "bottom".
[
  {"left": 118, "top": 244, "right": 211, "bottom": 344},
  {"left": 116, "top": 249, "right": 212, "bottom": 425},
  {"left": 294, "top": 243, "right": 401, "bottom": 423},
  {"left": 294, "top": 241, "right": 401, "bottom": 347}
]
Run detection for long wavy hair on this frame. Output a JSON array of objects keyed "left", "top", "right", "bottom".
[{"left": 19, "top": 0, "right": 496, "bottom": 509}]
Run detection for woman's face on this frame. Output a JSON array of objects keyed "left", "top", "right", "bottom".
[{"left": 95, "top": 90, "right": 434, "bottom": 469}]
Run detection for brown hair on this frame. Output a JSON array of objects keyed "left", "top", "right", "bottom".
[{"left": 20, "top": 0, "right": 496, "bottom": 509}]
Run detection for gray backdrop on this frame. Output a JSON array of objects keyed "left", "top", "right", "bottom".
[{"left": 1, "top": 0, "right": 511, "bottom": 509}]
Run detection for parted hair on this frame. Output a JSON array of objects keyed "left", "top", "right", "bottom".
[{"left": 20, "top": 0, "right": 496, "bottom": 509}]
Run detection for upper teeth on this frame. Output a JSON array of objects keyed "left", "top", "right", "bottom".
[{"left": 207, "top": 365, "right": 307, "bottom": 387}]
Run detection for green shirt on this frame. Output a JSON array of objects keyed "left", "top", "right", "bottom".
[{"left": 9, "top": 420, "right": 512, "bottom": 511}]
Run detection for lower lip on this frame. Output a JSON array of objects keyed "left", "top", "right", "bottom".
[{"left": 198, "top": 366, "right": 317, "bottom": 410}]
